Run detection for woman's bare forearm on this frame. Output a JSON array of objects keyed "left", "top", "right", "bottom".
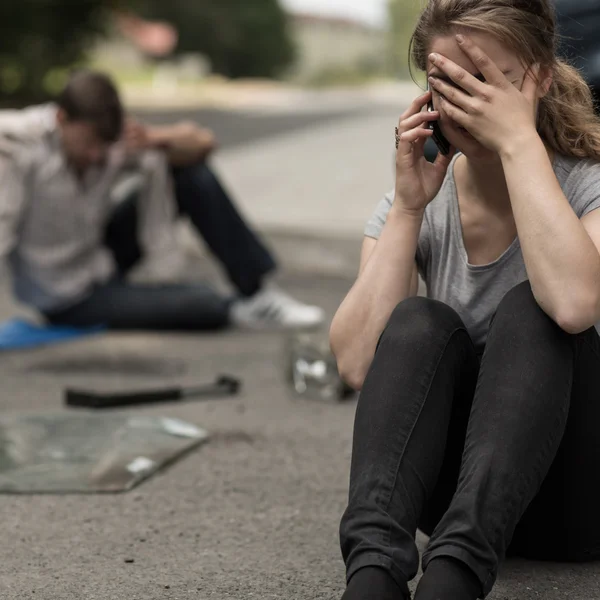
[
  {"left": 330, "top": 207, "right": 423, "bottom": 389},
  {"left": 501, "top": 136, "right": 600, "bottom": 331},
  {"left": 330, "top": 88, "right": 453, "bottom": 389}
]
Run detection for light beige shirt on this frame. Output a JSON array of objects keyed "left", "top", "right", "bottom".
[{"left": 0, "top": 104, "right": 181, "bottom": 312}]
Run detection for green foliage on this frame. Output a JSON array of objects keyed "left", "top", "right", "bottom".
[
  {"left": 0, "top": 0, "right": 117, "bottom": 103},
  {"left": 0, "top": 0, "right": 295, "bottom": 104},
  {"left": 388, "top": 0, "right": 423, "bottom": 79},
  {"left": 304, "top": 59, "right": 388, "bottom": 88},
  {"left": 135, "top": 0, "right": 296, "bottom": 79}
]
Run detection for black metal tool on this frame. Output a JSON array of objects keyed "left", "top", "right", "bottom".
[{"left": 65, "top": 375, "right": 242, "bottom": 409}]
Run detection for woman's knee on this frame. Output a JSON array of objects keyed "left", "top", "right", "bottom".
[
  {"left": 488, "top": 282, "right": 578, "bottom": 352},
  {"left": 492, "top": 281, "right": 554, "bottom": 332},
  {"left": 496, "top": 281, "right": 538, "bottom": 315},
  {"left": 381, "top": 297, "right": 466, "bottom": 349}
]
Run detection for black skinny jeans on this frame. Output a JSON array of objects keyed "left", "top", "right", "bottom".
[{"left": 340, "top": 282, "right": 600, "bottom": 598}]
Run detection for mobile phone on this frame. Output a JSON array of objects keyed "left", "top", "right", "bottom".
[{"left": 427, "top": 82, "right": 451, "bottom": 156}]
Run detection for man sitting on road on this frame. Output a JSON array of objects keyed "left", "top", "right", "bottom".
[{"left": 0, "top": 69, "right": 324, "bottom": 331}]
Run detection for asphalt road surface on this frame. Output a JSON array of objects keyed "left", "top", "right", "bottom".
[{"left": 135, "top": 106, "right": 367, "bottom": 150}]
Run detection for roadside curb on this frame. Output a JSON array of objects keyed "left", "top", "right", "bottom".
[{"left": 179, "top": 223, "right": 362, "bottom": 279}]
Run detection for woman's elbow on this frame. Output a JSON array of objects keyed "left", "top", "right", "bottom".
[
  {"left": 555, "top": 310, "right": 597, "bottom": 335},
  {"left": 330, "top": 317, "right": 372, "bottom": 391},
  {"left": 330, "top": 344, "right": 361, "bottom": 392},
  {"left": 330, "top": 343, "right": 367, "bottom": 392},
  {"left": 338, "top": 363, "right": 366, "bottom": 392},
  {"left": 554, "top": 295, "right": 600, "bottom": 335}
]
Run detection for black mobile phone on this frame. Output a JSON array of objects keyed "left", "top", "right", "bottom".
[{"left": 427, "top": 82, "right": 451, "bottom": 156}]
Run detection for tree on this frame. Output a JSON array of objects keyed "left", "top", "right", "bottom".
[
  {"left": 135, "top": 0, "right": 296, "bottom": 79},
  {"left": 388, "top": 0, "right": 422, "bottom": 79},
  {"left": 0, "top": 0, "right": 295, "bottom": 103},
  {"left": 0, "top": 0, "right": 119, "bottom": 103}
]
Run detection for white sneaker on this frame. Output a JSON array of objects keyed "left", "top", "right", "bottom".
[{"left": 230, "top": 286, "right": 325, "bottom": 330}]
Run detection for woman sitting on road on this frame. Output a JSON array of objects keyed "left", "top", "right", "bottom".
[{"left": 330, "top": 1, "right": 600, "bottom": 599}]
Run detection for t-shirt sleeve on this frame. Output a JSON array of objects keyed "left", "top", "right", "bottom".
[
  {"left": 364, "top": 189, "right": 431, "bottom": 280},
  {"left": 566, "top": 159, "right": 600, "bottom": 218},
  {"left": 364, "top": 190, "right": 394, "bottom": 240}
]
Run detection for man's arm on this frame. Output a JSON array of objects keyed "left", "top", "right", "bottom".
[
  {"left": 134, "top": 150, "right": 186, "bottom": 280},
  {"left": 125, "top": 119, "right": 217, "bottom": 167},
  {"left": 0, "top": 155, "right": 27, "bottom": 262}
]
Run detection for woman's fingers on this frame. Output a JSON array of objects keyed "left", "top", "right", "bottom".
[
  {"left": 429, "top": 77, "right": 475, "bottom": 114},
  {"left": 396, "top": 91, "right": 436, "bottom": 157},
  {"left": 412, "top": 133, "right": 428, "bottom": 157},
  {"left": 400, "top": 110, "right": 439, "bottom": 133},
  {"left": 397, "top": 125, "right": 433, "bottom": 158},
  {"left": 399, "top": 126, "right": 434, "bottom": 144},
  {"left": 399, "top": 91, "right": 433, "bottom": 124}
]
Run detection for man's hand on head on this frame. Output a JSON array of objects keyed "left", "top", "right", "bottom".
[
  {"left": 122, "top": 119, "right": 218, "bottom": 167},
  {"left": 159, "top": 122, "right": 218, "bottom": 167},
  {"left": 195, "top": 126, "right": 218, "bottom": 157},
  {"left": 123, "top": 118, "right": 151, "bottom": 154}
]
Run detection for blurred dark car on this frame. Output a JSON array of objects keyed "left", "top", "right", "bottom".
[
  {"left": 555, "top": 0, "right": 600, "bottom": 102},
  {"left": 424, "top": 0, "right": 600, "bottom": 162}
]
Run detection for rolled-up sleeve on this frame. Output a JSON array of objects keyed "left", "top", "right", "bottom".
[
  {"left": 136, "top": 150, "right": 185, "bottom": 276},
  {"left": 0, "top": 155, "right": 27, "bottom": 260}
]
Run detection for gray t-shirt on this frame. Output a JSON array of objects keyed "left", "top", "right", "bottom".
[{"left": 365, "top": 152, "right": 600, "bottom": 350}]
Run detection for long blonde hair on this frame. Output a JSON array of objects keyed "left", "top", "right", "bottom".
[{"left": 409, "top": 0, "right": 600, "bottom": 161}]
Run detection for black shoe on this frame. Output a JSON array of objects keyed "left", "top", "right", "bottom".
[{"left": 342, "top": 566, "right": 409, "bottom": 600}]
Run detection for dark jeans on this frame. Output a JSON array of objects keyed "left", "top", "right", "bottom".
[
  {"left": 46, "top": 162, "right": 276, "bottom": 331},
  {"left": 340, "top": 282, "right": 600, "bottom": 598}
]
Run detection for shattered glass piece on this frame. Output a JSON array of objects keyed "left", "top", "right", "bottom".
[
  {"left": 126, "top": 457, "right": 156, "bottom": 474},
  {"left": 0, "top": 413, "right": 209, "bottom": 493},
  {"left": 160, "top": 418, "right": 205, "bottom": 439},
  {"left": 286, "top": 332, "right": 356, "bottom": 402}
]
